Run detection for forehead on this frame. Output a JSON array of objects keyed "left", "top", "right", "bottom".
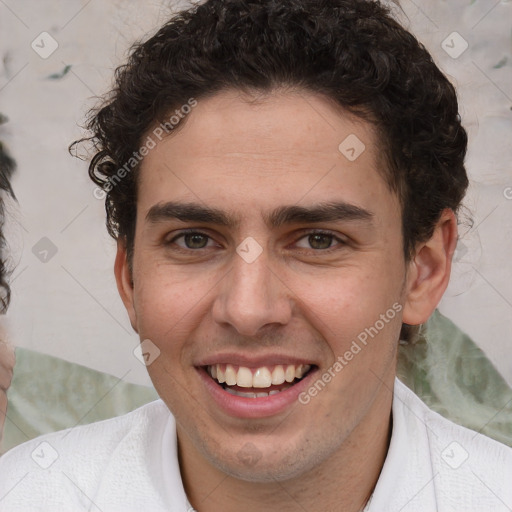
[{"left": 136, "top": 89, "right": 398, "bottom": 225}]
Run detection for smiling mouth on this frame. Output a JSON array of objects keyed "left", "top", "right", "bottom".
[{"left": 204, "top": 363, "right": 314, "bottom": 398}]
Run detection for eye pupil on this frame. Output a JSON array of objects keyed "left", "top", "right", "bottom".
[
  {"left": 309, "top": 234, "right": 332, "bottom": 250},
  {"left": 185, "top": 233, "right": 208, "bottom": 249}
]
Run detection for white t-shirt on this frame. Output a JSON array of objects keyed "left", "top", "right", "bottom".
[{"left": 0, "top": 377, "right": 511, "bottom": 511}]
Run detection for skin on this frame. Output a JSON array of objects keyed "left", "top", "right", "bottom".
[
  {"left": 115, "top": 89, "right": 458, "bottom": 512},
  {"left": 0, "top": 334, "right": 15, "bottom": 449}
]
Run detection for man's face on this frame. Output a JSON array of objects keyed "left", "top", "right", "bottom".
[{"left": 120, "top": 89, "right": 409, "bottom": 481}]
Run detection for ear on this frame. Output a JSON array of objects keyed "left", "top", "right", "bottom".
[
  {"left": 114, "top": 239, "right": 139, "bottom": 334},
  {"left": 402, "top": 208, "right": 458, "bottom": 325}
]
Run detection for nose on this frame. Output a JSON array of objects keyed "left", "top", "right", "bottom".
[{"left": 211, "top": 245, "right": 292, "bottom": 337}]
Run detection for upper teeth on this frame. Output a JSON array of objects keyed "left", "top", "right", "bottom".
[{"left": 207, "top": 364, "right": 311, "bottom": 388}]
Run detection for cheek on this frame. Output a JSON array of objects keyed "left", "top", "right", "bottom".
[
  {"left": 299, "top": 264, "right": 401, "bottom": 318},
  {"left": 131, "top": 256, "right": 223, "bottom": 351},
  {"left": 293, "top": 264, "right": 403, "bottom": 354}
]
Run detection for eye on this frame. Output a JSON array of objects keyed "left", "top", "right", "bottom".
[
  {"left": 166, "top": 230, "right": 217, "bottom": 250},
  {"left": 294, "top": 230, "right": 346, "bottom": 251},
  {"left": 165, "top": 229, "right": 346, "bottom": 253}
]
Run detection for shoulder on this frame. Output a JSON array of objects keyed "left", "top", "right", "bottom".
[
  {"left": 0, "top": 400, "right": 171, "bottom": 510},
  {"left": 0, "top": 398, "right": 169, "bottom": 466},
  {"left": 394, "top": 376, "right": 512, "bottom": 458},
  {"left": 393, "top": 377, "right": 512, "bottom": 510}
]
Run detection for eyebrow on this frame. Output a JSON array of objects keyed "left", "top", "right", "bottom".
[{"left": 145, "top": 201, "right": 373, "bottom": 229}]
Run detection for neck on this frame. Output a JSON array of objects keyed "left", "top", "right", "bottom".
[{"left": 178, "top": 381, "right": 393, "bottom": 512}]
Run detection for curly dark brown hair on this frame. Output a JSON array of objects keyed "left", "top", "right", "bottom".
[
  {"left": 0, "top": 118, "right": 16, "bottom": 314},
  {"left": 71, "top": 0, "right": 469, "bottom": 339}
]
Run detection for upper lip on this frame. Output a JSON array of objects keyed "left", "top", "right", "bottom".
[{"left": 195, "top": 353, "right": 318, "bottom": 368}]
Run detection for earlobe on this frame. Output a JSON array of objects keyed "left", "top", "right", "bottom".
[
  {"left": 402, "top": 209, "right": 458, "bottom": 325},
  {"left": 114, "top": 239, "right": 139, "bottom": 333}
]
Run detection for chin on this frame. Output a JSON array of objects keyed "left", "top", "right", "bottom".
[{"left": 203, "top": 437, "right": 330, "bottom": 483}]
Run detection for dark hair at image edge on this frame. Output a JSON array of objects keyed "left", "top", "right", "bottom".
[
  {"left": 0, "top": 117, "right": 16, "bottom": 314},
  {"left": 70, "top": 0, "right": 469, "bottom": 342}
]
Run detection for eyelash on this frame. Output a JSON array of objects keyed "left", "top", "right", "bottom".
[{"left": 165, "top": 229, "right": 347, "bottom": 253}]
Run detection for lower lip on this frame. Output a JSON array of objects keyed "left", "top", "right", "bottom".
[{"left": 197, "top": 366, "right": 318, "bottom": 419}]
